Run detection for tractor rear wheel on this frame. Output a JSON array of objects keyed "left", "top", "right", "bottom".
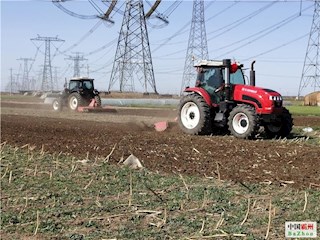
[
  {"left": 94, "top": 95, "right": 102, "bottom": 107},
  {"left": 228, "top": 104, "right": 259, "bottom": 139},
  {"left": 264, "top": 108, "right": 293, "bottom": 138},
  {"left": 52, "top": 98, "right": 62, "bottom": 111},
  {"left": 68, "top": 93, "right": 86, "bottom": 111},
  {"left": 178, "top": 93, "right": 212, "bottom": 135}
]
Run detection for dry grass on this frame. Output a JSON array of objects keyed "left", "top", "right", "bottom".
[{"left": 1, "top": 143, "right": 319, "bottom": 239}]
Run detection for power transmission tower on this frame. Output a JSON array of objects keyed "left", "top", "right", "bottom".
[
  {"left": 9, "top": 68, "right": 14, "bottom": 95},
  {"left": 53, "top": 67, "right": 60, "bottom": 90},
  {"left": 31, "top": 35, "right": 64, "bottom": 91},
  {"left": 65, "top": 52, "right": 87, "bottom": 77},
  {"left": 7, "top": 68, "right": 14, "bottom": 95},
  {"left": 17, "top": 57, "right": 34, "bottom": 91},
  {"left": 181, "top": 0, "right": 209, "bottom": 93},
  {"left": 108, "top": 0, "right": 157, "bottom": 93},
  {"left": 298, "top": 0, "right": 320, "bottom": 97}
]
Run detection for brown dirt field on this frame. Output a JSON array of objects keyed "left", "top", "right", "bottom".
[{"left": 1, "top": 100, "right": 320, "bottom": 189}]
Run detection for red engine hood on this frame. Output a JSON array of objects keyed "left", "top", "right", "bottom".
[{"left": 233, "top": 85, "right": 283, "bottom": 114}]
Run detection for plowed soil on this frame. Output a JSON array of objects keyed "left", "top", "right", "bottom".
[{"left": 1, "top": 100, "right": 320, "bottom": 189}]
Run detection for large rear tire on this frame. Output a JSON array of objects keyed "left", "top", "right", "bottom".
[
  {"left": 94, "top": 95, "right": 102, "bottom": 107},
  {"left": 228, "top": 104, "right": 259, "bottom": 139},
  {"left": 68, "top": 93, "right": 86, "bottom": 111},
  {"left": 178, "top": 94, "right": 212, "bottom": 135},
  {"left": 264, "top": 108, "right": 293, "bottom": 138}
]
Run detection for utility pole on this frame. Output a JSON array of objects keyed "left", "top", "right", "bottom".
[
  {"left": 298, "top": 0, "right": 320, "bottom": 98},
  {"left": 17, "top": 58, "right": 34, "bottom": 91},
  {"left": 65, "top": 52, "right": 87, "bottom": 77},
  {"left": 108, "top": 0, "right": 157, "bottom": 93},
  {"left": 181, "top": 0, "right": 209, "bottom": 93},
  {"left": 31, "top": 35, "right": 64, "bottom": 91}
]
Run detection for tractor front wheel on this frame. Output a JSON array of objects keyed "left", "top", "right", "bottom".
[
  {"left": 68, "top": 93, "right": 85, "bottom": 111},
  {"left": 228, "top": 104, "right": 259, "bottom": 139},
  {"left": 178, "top": 93, "right": 212, "bottom": 135},
  {"left": 264, "top": 108, "right": 293, "bottom": 138},
  {"left": 52, "top": 98, "right": 62, "bottom": 111}
]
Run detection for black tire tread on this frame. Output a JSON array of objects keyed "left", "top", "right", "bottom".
[
  {"left": 265, "top": 107, "right": 293, "bottom": 138},
  {"left": 228, "top": 104, "right": 259, "bottom": 139},
  {"left": 68, "top": 92, "right": 86, "bottom": 110},
  {"left": 178, "top": 93, "right": 212, "bottom": 135},
  {"left": 94, "top": 95, "right": 102, "bottom": 107}
]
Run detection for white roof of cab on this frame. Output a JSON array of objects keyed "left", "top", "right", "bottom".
[
  {"left": 70, "top": 77, "right": 94, "bottom": 81},
  {"left": 194, "top": 60, "right": 224, "bottom": 67}
]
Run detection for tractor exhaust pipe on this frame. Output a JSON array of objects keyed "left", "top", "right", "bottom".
[
  {"left": 250, "top": 60, "right": 256, "bottom": 86},
  {"left": 223, "top": 59, "right": 231, "bottom": 100}
]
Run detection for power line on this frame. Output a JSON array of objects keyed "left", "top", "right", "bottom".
[
  {"left": 207, "top": 1, "right": 278, "bottom": 41},
  {"left": 213, "top": 5, "right": 312, "bottom": 54},
  {"left": 214, "top": 4, "right": 313, "bottom": 58},
  {"left": 52, "top": 0, "right": 114, "bottom": 23},
  {"left": 151, "top": 1, "right": 228, "bottom": 53},
  {"left": 242, "top": 32, "right": 309, "bottom": 61},
  {"left": 53, "top": 20, "right": 104, "bottom": 57}
]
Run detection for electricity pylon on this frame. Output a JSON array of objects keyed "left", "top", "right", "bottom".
[
  {"left": 17, "top": 57, "right": 34, "bottom": 91},
  {"left": 181, "top": 0, "right": 209, "bottom": 93},
  {"left": 298, "top": 0, "right": 320, "bottom": 97},
  {"left": 31, "top": 35, "right": 65, "bottom": 91},
  {"left": 6, "top": 68, "right": 19, "bottom": 94},
  {"left": 108, "top": 0, "right": 157, "bottom": 93},
  {"left": 66, "top": 52, "right": 87, "bottom": 77}
]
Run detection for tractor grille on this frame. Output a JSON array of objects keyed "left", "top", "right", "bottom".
[{"left": 274, "top": 100, "right": 282, "bottom": 108}]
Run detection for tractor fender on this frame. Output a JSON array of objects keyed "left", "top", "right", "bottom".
[{"left": 183, "top": 87, "right": 213, "bottom": 107}]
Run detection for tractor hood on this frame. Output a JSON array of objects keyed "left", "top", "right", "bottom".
[{"left": 233, "top": 84, "right": 283, "bottom": 114}]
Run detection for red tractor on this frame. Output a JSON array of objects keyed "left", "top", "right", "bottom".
[{"left": 178, "top": 59, "right": 293, "bottom": 139}]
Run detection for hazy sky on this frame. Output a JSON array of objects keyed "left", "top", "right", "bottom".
[{"left": 1, "top": 0, "right": 316, "bottom": 96}]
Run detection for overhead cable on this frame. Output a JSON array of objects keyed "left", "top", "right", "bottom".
[
  {"left": 242, "top": 32, "right": 309, "bottom": 61},
  {"left": 214, "top": 5, "right": 312, "bottom": 53},
  {"left": 215, "top": 4, "right": 313, "bottom": 58},
  {"left": 207, "top": 0, "right": 279, "bottom": 41}
]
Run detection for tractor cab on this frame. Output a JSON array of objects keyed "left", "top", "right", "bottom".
[
  {"left": 194, "top": 60, "right": 245, "bottom": 103},
  {"left": 68, "top": 77, "right": 94, "bottom": 93}
]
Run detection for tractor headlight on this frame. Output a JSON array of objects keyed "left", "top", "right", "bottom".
[
  {"left": 269, "top": 95, "right": 282, "bottom": 107},
  {"left": 269, "top": 96, "right": 282, "bottom": 101}
]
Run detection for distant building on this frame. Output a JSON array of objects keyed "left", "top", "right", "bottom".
[{"left": 304, "top": 91, "right": 320, "bottom": 106}]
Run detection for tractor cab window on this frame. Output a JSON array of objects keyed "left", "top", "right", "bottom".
[
  {"left": 229, "top": 69, "right": 245, "bottom": 85},
  {"left": 83, "top": 80, "right": 93, "bottom": 90},
  {"left": 69, "top": 81, "right": 79, "bottom": 91},
  {"left": 197, "top": 67, "right": 223, "bottom": 89},
  {"left": 196, "top": 67, "right": 224, "bottom": 103}
]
